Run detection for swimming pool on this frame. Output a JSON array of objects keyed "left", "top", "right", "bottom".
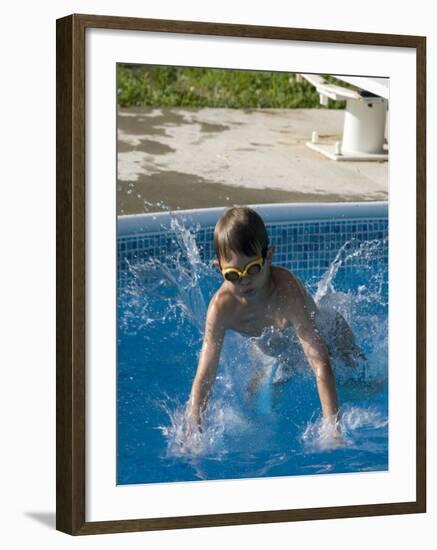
[{"left": 117, "top": 203, "right": 388, "bottom": 485}]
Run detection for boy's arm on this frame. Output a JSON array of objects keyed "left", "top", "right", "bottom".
[
  {"left": 289, "top": 295, "right": 339, "bottom": 420},
  {"left": 187, "top": 294, "right": 227, "bottom": 430}
]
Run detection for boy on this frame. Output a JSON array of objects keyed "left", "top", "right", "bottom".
[{"left": 186, "top": 206, "right": 361, "bottom": 436}]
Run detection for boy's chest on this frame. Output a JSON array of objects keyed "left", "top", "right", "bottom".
[{"left": 232, "top": 301, "right": 291, "bottom": 337}]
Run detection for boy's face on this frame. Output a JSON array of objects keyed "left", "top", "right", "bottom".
[{"left": 216, "top": 246, "right": 273, "bottom": 301}]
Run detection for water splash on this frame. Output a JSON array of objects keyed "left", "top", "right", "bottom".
[
  {"left": 310, "top": 237, "right": 388, "bottom": 386},
  {"left": 301, "top": 404, "right": 388, "bottom": 452},
  {"left": 167, "top": 216, "right": 207, "bottom": 329},
  {"left": 315, "top": 238, "right": 387, "bottom": 304},
  {"left": 301, "top": 413, "right": 346, "bottom": 451},
  {"left": 119, "top": 215, "right": 209, "bottom": 334},
  {"left": 157, "top": 395, "right": 248, "bottom": 458}
]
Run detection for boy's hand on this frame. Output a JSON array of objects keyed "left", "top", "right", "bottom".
[
  {"left": 324, "top": 413, "right": 345, "bottom": 447},
  {"left": 183, "top": 409, "right": 203, "bottom": 438},
  {"left": 179, "top": 411, "right": 204, "bottom": 455}
]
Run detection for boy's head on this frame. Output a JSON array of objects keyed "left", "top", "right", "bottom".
[{"left": 213, "top": 206, "right": 269, "bottom": 264}]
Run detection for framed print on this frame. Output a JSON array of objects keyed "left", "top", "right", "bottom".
[{"left": 56, "top": 14, "right": 426, "bottom": 535}]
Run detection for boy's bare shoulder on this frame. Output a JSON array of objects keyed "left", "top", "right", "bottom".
[
  {"left": 207, "top": 286, "right": 239, "bottom": 323},
  {"left": 271, "top": 265, "right": 301, "bottom": 295},
  {"left": 272, "top": 264, "right": 314, "bottom": 304},
  {"left": 271, "top": 265, "right": 317, "bottom": 318}
]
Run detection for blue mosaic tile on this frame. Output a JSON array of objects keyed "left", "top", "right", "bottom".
[{"left": 117, "top": 217, "right": 388, "bottom": 287}]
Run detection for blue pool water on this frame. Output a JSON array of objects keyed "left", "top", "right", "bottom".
[{"left": 117, "top": 213, "right": 388, "bottom": 485}]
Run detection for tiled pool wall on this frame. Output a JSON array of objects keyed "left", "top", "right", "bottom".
[{"left": 117, "top": 207, "right": 388, "bottom": 288}]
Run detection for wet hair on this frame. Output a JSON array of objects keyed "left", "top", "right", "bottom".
[{"left": 213, "top": 206, "right": 269, "bottom": 263}]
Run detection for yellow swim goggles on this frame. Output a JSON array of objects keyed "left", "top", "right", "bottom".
[{"left": 221, "top": 256, "right": 265, "bottom": 282}]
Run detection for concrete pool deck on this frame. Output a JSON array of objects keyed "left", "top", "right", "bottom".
[{"left": 117, "top": 107, "right": 388, "bottom": 215}]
